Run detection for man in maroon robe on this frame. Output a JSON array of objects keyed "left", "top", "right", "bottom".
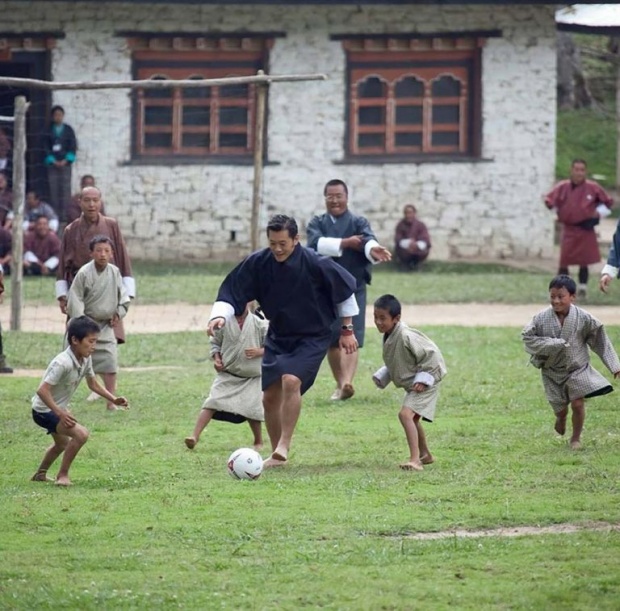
[
  {"left": 394, "top": 204, "right": 431, "bottom": 271},
  {"left": 545, "top": 159, "right": 613, "bottom": 298},
  {"left": 56, "top": 186, "right": 135, "bottom": 342},
  {"left": 23, "top": 215, "right": 61, "bottom": 276}
]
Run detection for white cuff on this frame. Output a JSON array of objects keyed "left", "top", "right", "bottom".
[
  {"left": 49, "top": 219, "right": 59, "bottom": 232},
  {"left": 24, "top": 251, "right": 39, "bottom": 263},
  {"left": 372, "top": 365, "right": 392, "bottom": 389},
  {"left": 337, "top": 293, "right": 359, "bottom": 317},
  {"left": 210, "top": 301, "right": 235, "bottom": 321},
  {"left": 317, "top": 237, "right": 342, "bottom": 257},
  {"left": 364, "top": 239, "right": 381, "bottom": 264},
  {"left": 399, "top": 239, "right": 412, "bottom": 249},
  {"left": 596, "top": 204, "right": 612, "bottom": 218},
  {"left": 55, "top": 279, "right": 69, "bottom": 299},
  {"left": 122, "top": 276, "right": 136, "bottom": 298},
  {"left": 601, "top": 264, "right": 619, "bottom": 279},
  {"left": 44, "top": 256, "right": 59, "bottom": 269},
  {"left": 413, "top": 371, "right": 435, "bottom": 387},
  {"left": 416, "top": 240, "right": 428, "bottom": 251}
]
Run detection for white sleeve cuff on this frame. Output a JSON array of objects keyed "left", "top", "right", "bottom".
[
  {"left": 210, "top": 301, "right": 235, "bottom": 321},
  {"left": 24, "top": 251, "right": 39, "bottom": 263},
  {"left": 317, "top": 237, "right": 342, "bottom": 257},
  {"left": 364, "top": 239, "right": 381, "bottom": 264},
  {"left": 416, "top": 240, "right": 428, "bottom": 251},
  {"left": 596, "top": 204, "right": 612, "bottom": 218},
  {"left": 45, "top": 256, "right": 59, "bottom": 269},
  {"left": 122, "top": 276, "right": 136, "bottom": 298},
  {"left": 337, "top": 293, "right": 359, "bottom": 317},
  {"left": 413, "top": 371, "right": 435, "bottom": 387},
  {"left": 55, "top": 279, "right": 69, "bottom": 299},
  {"left": 49, "top": 219, "right": 59, "bottom": 232},
  {"left": 601, "top": 264, "right": 619, "bottom": 279}
]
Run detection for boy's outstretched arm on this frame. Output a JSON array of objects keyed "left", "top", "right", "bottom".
[
  {"left": 37, "top": 382, "right": 77, "bottom": 428},
  {"left": 85, "top": 375, "right": 129, "bottom": 408}
]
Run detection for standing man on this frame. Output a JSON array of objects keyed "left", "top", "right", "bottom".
[
  {"left": 599, "top": 217, "right": 620, "bottom": 293},
  {"left": 56, "top": 186, "right": 135, "bottom": 343},
  {"left": 545, "top": 159, "right": 613, "bottom": 299},
  {"left": 307, "top": 179, "right": 391, "bottom": 401},
  {"left": 45, "top": 105, "right": 77, "bottom": 224},
  {"left": 208, "top": 214, "right": 358, "bottom": 467}
]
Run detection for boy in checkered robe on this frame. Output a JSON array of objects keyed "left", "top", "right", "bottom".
[{"left": 522, "top": 275, "right": 620, "bottom": 449}]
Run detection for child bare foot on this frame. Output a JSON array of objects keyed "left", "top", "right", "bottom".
[
  {"left": 399, "top": 461, "right": 424, "bottom": 471},
  {"left": 31, "top": 471, "right": 53, "bottom": 482},
  {"left": 420, "top": 453, "right": 434, "bottom": 465},
  {"left": 55, "top": 475, "right": 72, "bottom": 486},
  {"left": 554, "top": 416, "right": 566, "bottom": 436},
  {"left": 570, "top": 440, "right": 583, "bottom": 450},
  {"left": 184, "top": 437, "right": 197, "bottom": 450}
]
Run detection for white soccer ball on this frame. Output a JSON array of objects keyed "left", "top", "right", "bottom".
[{"left": 227, "top": 447, "right": 263, "bottom": 480}]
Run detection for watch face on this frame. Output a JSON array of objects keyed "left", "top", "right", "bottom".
[{"left": 341, "top": 324, "right": 354, "bottom": 331}]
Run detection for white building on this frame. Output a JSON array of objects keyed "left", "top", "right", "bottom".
[{"left": 0, "top": 0, "right": 558, "bottom": 261}]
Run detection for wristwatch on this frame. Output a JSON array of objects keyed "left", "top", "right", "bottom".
[{"left": 341, "top": 324, "right": 354, "bottom": 331}]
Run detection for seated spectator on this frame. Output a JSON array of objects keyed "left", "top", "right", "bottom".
[
  {"left": 23, "top": 190, "right": 59, "bottom": 233},
  {"left": 0, "top": 224, "right": 11, "bottom": 274},
  {"left": 0, "top": 170, "right": 12, "bottom": 229},
  {"left": 394, "top": 204, "right": 431, "bottom": 271},
  {"left": 23, "top": 215, "right": 61, "bottom": 276},
  {"left": 67, "top": 174, "right": 105, "bottom": 224}
]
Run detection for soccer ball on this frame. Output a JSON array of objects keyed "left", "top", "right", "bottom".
[{"left": 227, "top": 448, "right": 263, "bottom": 480}]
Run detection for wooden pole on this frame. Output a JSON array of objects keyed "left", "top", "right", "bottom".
[
  {"left": 10, "top": 96, "right": 29, "bottom": 331},
  {"left": 251, "top": 71, "right": 268, "bottom": 252}
]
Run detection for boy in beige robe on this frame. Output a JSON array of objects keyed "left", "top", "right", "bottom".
[{"left": 372, "top": 294, "right": 447, "bottom": 471}]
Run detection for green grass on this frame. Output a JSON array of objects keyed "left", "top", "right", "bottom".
[
  {"left": 8, "top": 260, "right": 620, "bottom": 308},
  {"left": 2, "top": 327, "right": 620, "bottom": 609}
]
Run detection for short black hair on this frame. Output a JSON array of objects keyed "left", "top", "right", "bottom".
[
  {"left": 89, "top": 234, "right": 114, "bottom": 251},
  {"left": 323, "top": 179, "right": 348, "bottom": 196},
  {"left": 67, "top": 315, "right": 100, "bottom": 342},
  {"left": 51, "top": 105, "right": 65, "bottom": 116},
  {"left": 374, "top": 294, "right": 401, "bottom": 317},
  {"left": 266, "top": 214, "right": 298, "bottom": 239},
  {"left": 571, "top": 158, "right": 587, "bottom": 168},
  {"left": 33, "top": 214, "right": 49, "bottom": 223},
  {"left": 549, "top": 274, "right": 576, "bottom": 295}
]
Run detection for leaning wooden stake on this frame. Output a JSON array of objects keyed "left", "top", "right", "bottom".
[{"left": 251, "top": 71, "right": 268, "bottom": 252}]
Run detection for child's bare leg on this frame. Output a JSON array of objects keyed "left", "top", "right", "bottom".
[
  {"left": 184, "top": 408, "right": 215, "bottom": 449},
  {"left": 248, "top": 419, "right": 263, "bottom": 450},
  {"left": 398, "top": 407, "right": 423, "bottom": 471},
  {"left": 570, "top": 398, "right": 585, "bottom": 449},
  {"left": 31, "top": 434, "right": 68, "bottom": 482},
  {"left": 102, "top": 373, "right": 117, "bottom": 410},
  {"left": 415, "top": 417, "right": 434, "bottom": 464},
  {"left": 554, "top": 406, "right": 568, "bottom": 436},
  {"left": 54, "top": 423, "right": 90, "bottom": 486}
]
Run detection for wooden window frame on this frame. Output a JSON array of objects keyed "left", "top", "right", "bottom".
[
  {"left": 342, "top": 36, "right": 484, "bottom": 161},
  {"left": 128, "top": 36, "right": 272, "bottom": 161}
]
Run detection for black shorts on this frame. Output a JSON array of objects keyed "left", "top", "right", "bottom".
[{"left": 32, "top": 409, "right": 60, "bottom": 435}]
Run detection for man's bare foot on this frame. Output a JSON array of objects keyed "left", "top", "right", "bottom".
[
  {"left": 184, "top": 437, "right": 197, "bottom": 450},
  {"left": 31, "top": 471, "right": 53, "bottom": 482},
  {"left": 106, "top": 404, "right": 118, "bottom": 411},
  {"left": 253, "top": 443, "right": 263, "bottom": 451},
  {"left": 330, "top": 388, "right": 342, "bottom": 401},
  {"left": 271, "top": 447, "right": 288, "bottom": 462},
  {"left": 341, "top": 384, "right": 355, "bottom": 400},
  {"left": 263, "top": 456, "right": 287, "bottom": 468},
  {"left": 55, "top": 475, "right": 72, "bottom": 486},
  {"left": 399, "top": 461, "right": 424, "bottom": 471},
  {"left": 420, "top": 453, "right": 434, "bottom": 465},
  {"left": 86, "top": 391, "right": 101, "bottom": 402},
  {"left": 554, "top": 416, "right": 566, "bottom": 436},
  {"left": 570, "top": 440, "right": 583, "bottom": 450}
]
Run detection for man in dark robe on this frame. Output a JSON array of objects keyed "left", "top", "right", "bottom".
[
  {"left": 306, "top": 179, "right": 391, "bottom": 402},
  {"left": 545, "top": 159, "right": 613, "bottom": 299},
  {"left": 600, "top": 217, "right": 620, "bottom": 293},
  {"left": 56, "top": 186, "right": 135, "bottom": 343},
  {"left": 208, "top": 214, "right": 358, "bottom": 468}
]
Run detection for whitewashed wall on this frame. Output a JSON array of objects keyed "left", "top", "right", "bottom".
[{"left": 1, "top": 2, "right": 557, "bottom": 261}]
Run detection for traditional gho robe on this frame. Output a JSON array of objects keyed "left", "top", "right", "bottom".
[
  {"left": 378, "top": 321, "right": 447, "bottom": 422},
  {"left": 306, "top": 210, "right": 379, "bottom": 346},
  {"left": 522, "top": 304, "right": 620, "bottom": 410},
  {"left": 213, "top": 244, "right": 358, "bottom": 395},
  {"left": 545, "top": 179, "right": 613, "bottom": 267},
  {"left": 24, "top": 230, "right": 61, "bottom": 272},
  {"left": 394, "top": 217, "right": 431, "bottom": 265},
  {"left": 203, "top": 312, "right": 269, "bottom": 423},
  {"left": 56, "top": 213, "right": 134, "bottom": 343},
  {"left": 67, "top": 261, "right": 130, "bottom": 373}
]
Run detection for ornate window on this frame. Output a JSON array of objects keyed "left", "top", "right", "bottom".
[
  {"left": 126, "top": 35, "right": 274, "bottom": 160},
  {"left": 340, "top": 35, "right": 486, "bottom": 159}
]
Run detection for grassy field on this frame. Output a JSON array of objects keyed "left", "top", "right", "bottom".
[{"left": 2, "top": 325, "right": 620, "bottom": 609}]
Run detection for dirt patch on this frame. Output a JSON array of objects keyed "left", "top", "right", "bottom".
[{"left": 10, "top": 365, "right": 185, "bottom": 378}]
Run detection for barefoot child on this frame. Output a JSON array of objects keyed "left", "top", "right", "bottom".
[
  {"left": 31, "top": 315, "right": 128, "bottom": 485},
  {"left": 67, "top": 235, "right": 130, "bottom": 410},
  {"left": 522, "top": 274, "right": 620, "bottom": 449},
  {"left": 185, "top": 303, "right": 269, "bottom": 451},
  {"left": 372, "top": 294, "right": 447, "bottom": 471}
]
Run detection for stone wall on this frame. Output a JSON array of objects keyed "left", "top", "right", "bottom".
[{"left": 1, "top": 2, "right": 558, "bottom": 261}]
